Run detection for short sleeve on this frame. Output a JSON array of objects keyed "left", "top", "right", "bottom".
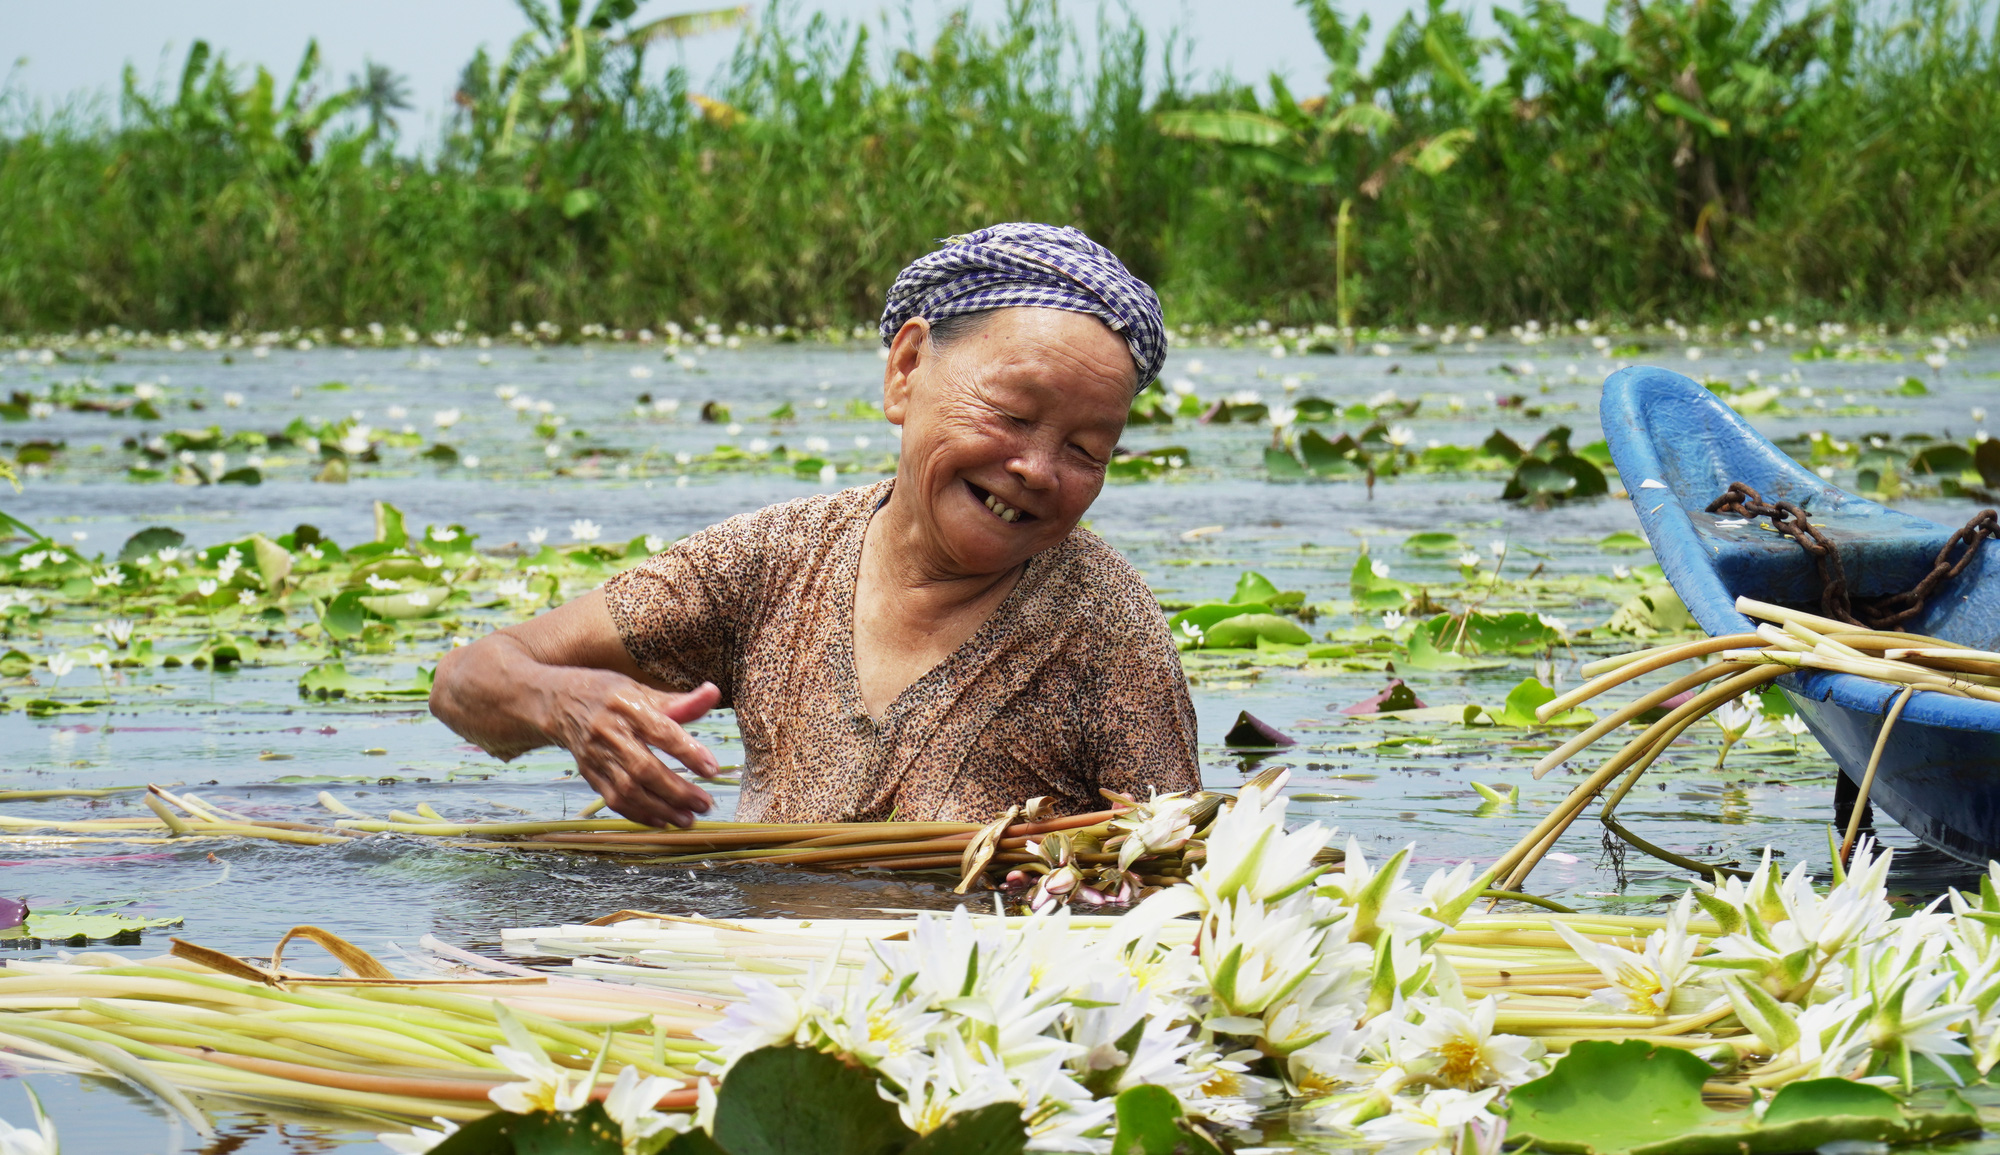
[{"left": 600, "top": 508, "right": 775, "bottom": 701}]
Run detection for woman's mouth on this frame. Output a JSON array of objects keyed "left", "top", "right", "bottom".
[{"left": 967, "top": 481, "right": 1033, "bottom": 524}]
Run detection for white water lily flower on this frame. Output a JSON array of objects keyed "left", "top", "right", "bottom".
[
  {"left": 1397, "top": 997, "right": 1540, "bottom": 1090},
  {"left": 818, "top": 463, "right": 839, "bottom": 485},
  {"left": 602, "top": 1065, "right": 689, "bottom": 1152},
  {"left": 1371, "top": 560, "right": 1392, "bottom": 580},
  {"left": 90, "top": 570, "right": 125, "bottom": 588},
  {"left": 1458, "top": 552, "right": 1481, "bottom": 567},
  {"left": 93, "top": 618, "right": 135, "bottom": 648},
  {"left": 433, "top": 408, "right": 462, "bottom": 429},
  {"left": 1358, "top": 1087, "right": 1500, "bottom": 1155},
  {"left": 495, "top": 578, "right": 531, "bottom": 601},
  {"left": 196, "top": 579, "right": 218, "bottom": 598},
  {"left": 420, "top": 554, "right": 444, "bottom": 568},
  {"left": 365, "top": 574, "right": 402, "bottom": 592},
  {"left": 1611, "top": 564, "right": 1631, "bottom": 579},
  {"left": 237, "top": 589, "right": 257, "bottom": 606},
  {"left": 1382, "top": 610, "right": 1407, "bottom": 631},
  {"left": 645, "top": 535, "right": 666, "bottom": 553},
  {"left": 1386, "top": 426, "right": 1414, "bottom": 448},
  {"left": 1780, "top": 714, "right": 1810, "bottom": 738},
  {"left": 378, "top": 1116, "right": 459, "bottom": 1154},
  {"left": 404, "top": 592, "right": 430, "bottom": 608},
  {"left": 0, "top": 1084, "right": 58, "bottom": 1155},
  {"left": 1712, "top": 700, "right": 1772, "bottom": 743},
  {"left": 569, "top": 519, "right": 602, "bottom": 543},
  {"left": 528, "top": 527, "right": 549, "bottom": 544},
  {"left": 487, "top": 1044, "right": 591, "bottom": 1115},
  {"left": 1536, "top": 613, "right": 1568, "bottom": 637},
  {"left": 1554, "top": 894, "right": 1703, "bottom": 1015},
  {"left": 697, "top": 974, "right": 807, "bottom": 1070}
]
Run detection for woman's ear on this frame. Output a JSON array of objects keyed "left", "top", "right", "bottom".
[{"left": 881, "top": 317, "right": 930, "bottom": 425}]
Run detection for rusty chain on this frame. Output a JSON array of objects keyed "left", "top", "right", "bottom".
[{"left": 1706, "top": 482, "right": 1999, "bottom": 630}]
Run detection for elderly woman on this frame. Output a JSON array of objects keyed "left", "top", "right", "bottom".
[{"left": 430, "top": 224, "right": 1201, "bottom": 826}]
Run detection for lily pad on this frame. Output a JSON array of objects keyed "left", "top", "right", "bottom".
[
  {"left": 1599, "top": 531, "right": 1650, "bottom": 553},
  {"left": 1, "top": 904, "right": 183, "bottom": 944},
  {"left": 1507, "top": 1040, "right": 1979, "bottom": 1155},
  {"left": 1223, "top": 710, "right": 1295, "bottom": 747},
  {"left": 1605, "top": 586, "right": 1698, "bottom": 637},
  {"left": 1403, "top": 532, "right": 1467, "bottom": 555},
  {"left": 298, "top": 663, "right": 434, "bottom": 701},
  {"left": 118, "top": 526, "right": 184, "bottom": 562},
  {"left": 1340, "top": 679, "right": 1426, "bottom": 715},
  {"left": 1493, "top": 677, "right": 1595, "bottom": 727},
  {"left": 1403, "top": 626, "right": 1510, "bottom": 671},
  {"left": 1203, "top": 613, "right": 1310, "bottom": 648}
]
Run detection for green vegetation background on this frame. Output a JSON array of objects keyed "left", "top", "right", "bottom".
[{"left": 1, "top": 0, "right": 1997, "bottom": 333}]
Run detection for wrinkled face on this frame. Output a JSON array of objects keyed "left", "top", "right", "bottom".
[{"left": 882, "top": 308, "right": 1135, "bottom": 577}]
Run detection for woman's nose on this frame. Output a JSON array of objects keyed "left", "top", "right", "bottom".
[{"left": 1006, "top": 447, "right": 1059, "bottom": 491}]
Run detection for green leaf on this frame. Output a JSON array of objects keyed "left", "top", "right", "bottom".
[
  {"left": 1403, "top": 532, "right": 1466, "bottom": 555},
  {"left": 1110, "top": 1085, "right": 1222, "bottom": 1155},
  {"left": 1651, "top": 91, "right": 1730, "bottom": 136},
  {"left": 659, "top": 1131, "right": 734, "bottom": 1155},
  {"left": 1263, "top": 445, "right": 1308, "bottom": 479},
  {"left": 905, "top": 1102, "right": 1028, "bottom": 1155},
  {"left": 119, "top": 526, "right": 183, "bottom": 561},
  {"left": 1231, "top": 571, "right": 1282, "bottom": 604},
  {"left": 1506, "top": 1040, "right": 1720, "bottom": 1154},
  {"left": 1167, "top": 602, "right": 1265, "bottom": 635},
  {"left": 1203, "top": 614, "right": 1311, "bottom": 648},
  {"left": 1551, "top": 454, "right": 1610, "bottom": 497},
  {"left": 1496, "top": 677, "right": 1593, "bottom": 727},
  {"left": 1505, "top": 459, "right": 1576, "bottom": 499},
  {"left": 1154, "top": 109, "right": 1291, "bottom": 147},
  {"left": 1911, "top": 444, "right": 1974, "bottom": 475},
  {"left": 1599, "top": 531, "right": 1649, "bottom": 553},
  {"left": 9, "top": 906, "right": 183, "bottom": 943},
  {"left": 1404, "top": 624, "right": 1508, "bottom": 671},
  {"left": 1507, "top": 1040, "right": 1979, "bottom": 1155},
  {"left": 1298, "top": 428, "right": 1361, "bottom": 476},
  {"left": 1410, "top": 127, "right": 1475, "bottom": 175},
  {"left": 1604, "top": 587, "right": 1698, "bottom": 637},
  {"left": 373, "top": 500, "right": 407, "bottom": 547},
  {"left": 430, "top": 1103, "right": 625, "bottom": 1155},
  {"left": 322, "top": 590, "right": 368, "bottom": 640},
  {"left": 298, "top": 663, "right": 433, "bottom": 701},
  {"left": 711, "top": 1046, "right": 916, "bottom": 1155}
]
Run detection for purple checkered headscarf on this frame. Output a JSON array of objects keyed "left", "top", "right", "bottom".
[{"left": 879, "top": 223, "right": 1167, "bottom": 389}]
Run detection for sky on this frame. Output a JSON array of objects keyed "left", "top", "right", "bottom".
[{"left": 1, "top": 1, "right": 1427, "bottom": 139}]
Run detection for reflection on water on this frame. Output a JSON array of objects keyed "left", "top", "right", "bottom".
[{"left": 3, "top": 337, "right": 1997, "bottom": 1151}]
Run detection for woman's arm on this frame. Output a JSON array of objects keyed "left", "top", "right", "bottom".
[{"left": 430, "top": 589, "right": 723, "bottom": 828}]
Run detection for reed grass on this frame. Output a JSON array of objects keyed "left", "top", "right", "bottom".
[{"left": 2, "top": 0, "right": 1998, "bottom": 332}]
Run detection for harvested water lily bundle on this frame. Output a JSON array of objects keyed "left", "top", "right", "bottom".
[{"left": 7, "top": 771, "right": 2000, "bottom": 1153}]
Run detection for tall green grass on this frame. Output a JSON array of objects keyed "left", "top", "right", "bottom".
[{"left": 0, "top": 0, "right": 1996, "bottom": 332}]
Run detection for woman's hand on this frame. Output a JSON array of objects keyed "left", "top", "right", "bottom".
[
  {"left": 429, "top": 589, "right": 727, "bottom": 829},
  {"left": 539, "top": 672, "right": 722, "bottom": 828}
]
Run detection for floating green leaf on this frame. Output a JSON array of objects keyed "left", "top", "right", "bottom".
[
  {"left": 1507, "top": 1040, "right": 1979, "bottom": 1155},
  {"left": 1110, "top": 1085, "right": 1222, "bottom": 1155},
  {"left": 1599, "top": 531, "right": 1649, "bottom": 553},
  {"left": 1203, "top": 613, "right": 1310, "bottom": 648},
  {"left": 298, "top": 663, "right": 434, "bottom": 701}
]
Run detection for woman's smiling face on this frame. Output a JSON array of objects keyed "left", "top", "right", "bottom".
[{"left": 882, "top": 307, "right": 1136, "bottom": 578}]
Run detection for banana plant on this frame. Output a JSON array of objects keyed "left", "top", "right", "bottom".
[
  {"left": 1154, "top": 0, "right": 1480, "bottom": 325},
  {"left": 122, "top": 40, "right": 360, "bottom": 174}
]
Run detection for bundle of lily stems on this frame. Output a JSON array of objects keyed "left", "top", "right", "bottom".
[
  {"left": 1495, "top": 594, "right": 1997, "bottom": 892},
  {"left": 0, "top": 899, "right": 1742, "bottom": 1135},
  {"left": 0, "top": 787, "right": 1250, "bottom": 902}
]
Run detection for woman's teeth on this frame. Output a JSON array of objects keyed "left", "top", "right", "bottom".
[{"left": 983, "top": 492, "right": 1023, "bottom": 522}]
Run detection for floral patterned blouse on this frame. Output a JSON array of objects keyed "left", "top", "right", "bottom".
[{"left": 601, "top": 480, "right": 1201, "bottom": 823}]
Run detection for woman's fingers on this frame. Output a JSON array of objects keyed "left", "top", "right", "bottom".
[
  {"left": 615, "top": 686, "right": 722, "bottom": 779},
  {"left": 578, "top": 731, "right": 707, "bottom": 828}
]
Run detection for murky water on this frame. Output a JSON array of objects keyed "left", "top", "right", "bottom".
[{"left": 2, "top": 331, "right": 1996, "bottom": 1151}]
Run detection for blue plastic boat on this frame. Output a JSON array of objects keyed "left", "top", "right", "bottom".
[{"left": 1600, "top": 366, "right": 2000, "bottom": 864}]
